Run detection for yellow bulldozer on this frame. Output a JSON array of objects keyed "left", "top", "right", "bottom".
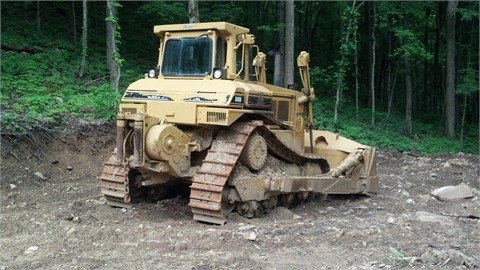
[{"left": 100, "top": 22, "right": 378, "bottom": 225}]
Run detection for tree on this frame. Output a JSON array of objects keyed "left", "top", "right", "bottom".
[
  {"left": 333, "top": 1, "right": 360, "bottom": 126},
  {"left": 404, "top": 56, "right": 413, "bottom": 136},
  {"left": 445, "top": 0, "right": 458, "bottom": 138},
  {"left": 79, "top": 0, "right": 88, "bottom": 78},
  {"left": 284, "top": 0, "right": 294, "bottom": 87},
  {"left": 456, "top": 4, "right": 479, "bottom": 143},
  {"left": 277, "top": 1, "right": 285, "bottom": 87},
  {"left": 188, "top": 0, "right": 199, "bottom": 23},
  {"left": 36, "top": 0, "right": 40, "bottom": 31},
  {"left": 72, "top": 1, "right": 77, "bottom": 45},
  {"left": 370, "top": 2, "right": 376, "bottom": 126},
  {"left": 106, "top": 0, "right": 122, "bottom": 92}
]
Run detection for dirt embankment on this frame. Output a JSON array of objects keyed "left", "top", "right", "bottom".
[{"left": 1, "top": 123, "right": 479, "bottom": 269}]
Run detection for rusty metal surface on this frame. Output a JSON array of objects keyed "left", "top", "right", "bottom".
[
  {"left": 189, "top": 121, "right": 260, "bottom": 224},
  {"left": 99, "top": 155, "right": 131, "bottom": 208}
]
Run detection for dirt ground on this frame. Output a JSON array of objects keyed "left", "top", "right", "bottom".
[{"left": 1, "top": 123, "right": 479, "bottom": 270}]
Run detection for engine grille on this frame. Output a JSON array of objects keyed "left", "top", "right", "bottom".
[
  {"left": 121, "top": 108, "right": 137, "bottom": 114},
  {"left": 207, "top": 111, "right": 226, "bottom": 123}
]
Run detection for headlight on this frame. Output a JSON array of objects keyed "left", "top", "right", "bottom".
[
  {"left": 148, "top": 69, "right": 157, "bottom": 78},
  {"left": 213, "top": 68, "right": 223, "bottom": 79}
]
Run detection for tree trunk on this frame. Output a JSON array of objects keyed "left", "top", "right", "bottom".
[
  {"left": 405, "top": 57, "right": 413, "bottom": 136},
  {"left": 460, "top": 95, "right": 467, "bottom": 144},
  {"left": 284, "top": 0, "right": 294, "bottom": 87},
  {"left": 387, "top": 66, "right": 398, "bottom": 119},
  {"left": 79, "top": 0, "right": 88, "bottom": 78},
  {"left": 37, "top": 0, "right": 41, "bottom": 31},
  {"left": 386, "top": 31, "right": 393, "bottom": 118},
  {"left": 423, "top": 5, "right": 430, "bottom": 113},
  {"left": 445, "top": 0, "right": 458, "bottom": 138},
  {"left": 188, "top": 0, "right": 199, "bottom": 23},
  {"left": 433, "top": 2, "right": 443, "bottom": 117},
  {"left": 277, "top": 1, "right": 285, "bottom": 87},
  {"left": 106, "top": 0, "right": 120, "bottom": 92},
  {"left": 72, "top": 1, "right": 77, "bottom": 45},
  {"left": 370, "top": 2, "right": 376, "bottom": 126},
  {"left": 355, "top": 30, "right": 359, "bottom": 121}
]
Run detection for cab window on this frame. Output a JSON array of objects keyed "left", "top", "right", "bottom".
[{"left": 162, "top": 37, "right": 212, "bottom": 77}]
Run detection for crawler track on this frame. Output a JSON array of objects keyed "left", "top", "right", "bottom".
[
  {"left": 99, "top": 155, "right": 131, "bottom": 208},
  {"left": 189, "top": 121, "right": 261, "bottom": 224}
]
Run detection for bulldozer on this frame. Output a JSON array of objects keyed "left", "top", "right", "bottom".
[{"left": 100, "top": 22, "right": 378, "bottom": 225}]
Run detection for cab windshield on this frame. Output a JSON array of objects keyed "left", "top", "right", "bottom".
[{"left": 162, "top": 37, "right": 212, "bottom": 77}]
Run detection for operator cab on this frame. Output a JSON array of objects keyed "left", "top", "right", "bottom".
[{"left": 150, "top": 22, "right": 259, "bottom": 81}]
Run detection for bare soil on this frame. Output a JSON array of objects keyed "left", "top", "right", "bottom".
[{"left": 1, "top": 123, "right": 479, "bottom": 270}]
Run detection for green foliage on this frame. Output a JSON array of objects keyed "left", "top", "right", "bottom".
[
  {"left": 457, "top": 6, "right": 479, "bottom": 21},
  {"left": 376, "top": 2, "right": 435, "bottom": 61},
  {"left": 199, "top": 2, "right": 245, "bottom": 23},
  {"left": 390, "top": 248, "right": 409, "bottom": 265},
  {"left": 310, "top": 66, "right": 337, "bottom": 92},
  {"left": 393, "top": 28, "right": 433, "bottom": 61},
  {"left": 457, "top": 67, "right": 478, "bottom": 96},
  {"left": 136, "top": 2, "right": 187, "bottom": 24},
  {"left": 312, "top": 99, "right": 478, "bottom": 155},
  {"left": 257, "top": 23, "right": 285, "bottom": 33},
  {"left": 0, "top": 6, "right": 120, "bottom": 134}
]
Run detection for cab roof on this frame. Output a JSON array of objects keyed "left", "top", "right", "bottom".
[{"left": 154, "top": 22, "right": 249, "bottom": 38}]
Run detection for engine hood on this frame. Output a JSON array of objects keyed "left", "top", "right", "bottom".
[{"left": 123, "top": 78, "right": 272, "bottom": 106}]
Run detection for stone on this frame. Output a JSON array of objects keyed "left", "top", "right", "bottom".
[
  {"left": 415, "top": 211, "right": 453, "bottom": 225},
  {"left": 420, "top": 248, "right": 476, "bottom": 267},
  {"left": 269, "top": 207, "right": 294, "bottom": 219},
  {"left": 174, "top": 241, "right": 188, "bottom": 251},
  {"left": 24, "top": 246, "right": 39, "bottom": 255},
  {"left": 293, "top": 214, "right": 302, "bottom": 220},
  {"left": 66, "top": 166, "right": 73, "bottom": 171},
  {"left": 387, "top": 217, "right": 396, "bottom": 224},
  {"left": 9, "top": 184, "right": 17, "bottom": 189},
  {"left": 431, "top": 183, "right": 473, "bottom": 201},
  {"left": 416, "top": 157, "right": 431, "bottom": 166},
  {"left": 239, "top": 224, "right": 256, "bottom": 231},
  {"left": 34, "top": 172, "right": 46, "bottom": 180},
  {"left": 241, "top": 231, "right": 257, "bottom": 241},
  {"left": 30, "top": 261, "right": 41, "bottom": 269},
  {"left": 66, "top": 227, "right": 76, "bottom": 237},
  {"left": 448, "top": 158, "right": 469, "bottom": 167}
]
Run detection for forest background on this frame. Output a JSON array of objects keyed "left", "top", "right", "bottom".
[{"left": 0, "top": 1, "right": 478, "bottom": 154}]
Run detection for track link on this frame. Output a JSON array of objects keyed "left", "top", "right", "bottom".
[
  {"left": 99, "top": 155, "right": 131, "bottom": 208},
  {"left": 189, "top": 121, "right": 261, "bottom": 224}
]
